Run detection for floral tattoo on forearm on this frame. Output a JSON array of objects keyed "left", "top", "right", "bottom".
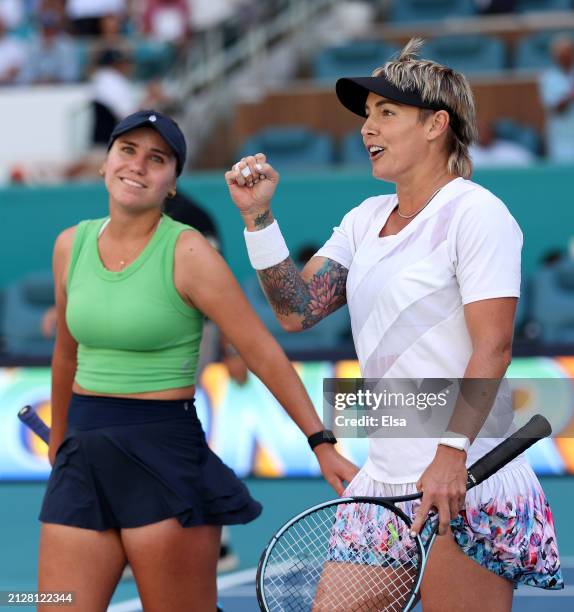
[{"left": 258, "top": 258, "right": 348, "bottom": 328}]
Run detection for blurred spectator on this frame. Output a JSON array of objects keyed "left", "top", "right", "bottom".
[
  {"left": 0, "top": 17, "right": 26, "bottom": 84},
  {"left": 91, "top": 48, "right": 138, "bottom": 143},
  {"left": 99, "top": 12, "right": 128, "bottom": 47},
  {"left": 474, "top": 0, "right": 516, "bottom": 14},
  {"left": 142, "top": 0, "right": 190, "bottom": 44},
  {"left": 66, "top": 0, "right": 127, "bottom": 36},
  {"left": 86, "top": 48, "right": 171, "bottom": 144},
  {"left": 164, "top": 191, "right": 220, "bottom": 250},
  {"left": 41, "top": 304, "right": 57, "bottom": 339},
  {"left": 221, "top": 335, "right": 248, "bottom": 385},
  {"left": 540, "top": 249, "right": 567, "bottom": 267},
  {"left": 18, "top": 11, "right": 79, "bottom": 84},
  {"left": 56, "top": 48, "right": 137, "bottom": 181},
  {"left": 470, "top": 119, "right": 535, "bottom": 167},
  {"left": 38, "top": 0, "right": 67, "bottom": 23},
  {"left": 540, "top": 34, "right": 574, "bottom": 163},
  {"left": 0, "top": 0, "right": 25, "bottom": 30}
]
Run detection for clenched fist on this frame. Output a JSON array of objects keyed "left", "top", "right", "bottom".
[{"left": 225, "top": 153, "right": 280, "bottom": 229}]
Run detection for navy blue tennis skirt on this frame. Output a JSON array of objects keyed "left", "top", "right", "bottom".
[{"left": 40, "top": 393, "right": 262, "bottom": 531}]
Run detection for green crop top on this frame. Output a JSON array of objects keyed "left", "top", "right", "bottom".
[{"left": 66, "top": 215, "right": 204, "bottom": 393}]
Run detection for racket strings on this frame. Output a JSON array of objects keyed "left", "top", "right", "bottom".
[{"left": 261, "top": 502, "right": 422, "bottom": 611}]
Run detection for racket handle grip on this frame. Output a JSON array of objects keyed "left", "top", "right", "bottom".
[
  {"left": 466, "top": 414, "right": 551, "bottom": 489},
  {"left": 18, "top": 405, "right": 50, "bottom": 445}
]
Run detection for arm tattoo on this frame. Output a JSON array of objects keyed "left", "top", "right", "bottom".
[
  {"left": 257, "top": 258, "right": 348, "bottom": 329},
  {"left": 253, "top": 210, "right": 272, "bottom": 229}
]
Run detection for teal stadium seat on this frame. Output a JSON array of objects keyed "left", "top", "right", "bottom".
[
  {"left": 389, "top": 0, "right": 475, "bottom": 23},
  {"left": 493, "top": 118, "right": 542, "bottom": 155},
  {"left": 516, "top": 0, "right": 572, "bottom": 13},
  {"left": 74, "top": 39, "right": 92, "bottom": 80},
  {"left": 1, "top": 272, "right": 55, "bottom": 358},
  {"left": 515, "top": 30, "right": 574, "bottom": 69},
  {"left": 133, "top": 40, "right": 176, "bottom": 80},
  {"left": 242, "top": 277, "right": 351, "bottom": 353},
  {"left": 312, "top": 41, "right": 398, "bottom": 80},
  {"left": 423, "top": 35, "right": 506, "bottom": 73},
  {"left": 531, "top": 260, "right": 574, "bottom": 344},
  {"left": 340, "top": 131, "right": 368, "bottom": 166},
  {"left": 238, "top": 127, "right": 335, "bottom": 168}
]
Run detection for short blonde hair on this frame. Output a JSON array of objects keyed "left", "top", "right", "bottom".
[{"left": 373, "top": 38, "right": 477, "bottom": 179}]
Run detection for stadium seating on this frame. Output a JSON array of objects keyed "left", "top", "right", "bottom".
[
  {"left": 132, "top": 40, "right": 177, "bottom": 80},
  {"left": 1, "top": 272, "right": 55, "bottom": 358},
  {"left": 515, "top": 30, "right": 574, "bottom": 70},
  {"left": 423, "top": 35, "right": 507, "bottom": 73},
  {"left": 312, "top": 40, "right": 398, "bottom": 80},
  {"left": 530, "top": 259, "right": 574, "bottom": 344},
  {"left": 389, "top": 0, "right": 475, "bottom": 23},
  {"left": 237, "top": 127, "right": 335, "bottom": 168},
  {"left": 516, "top": 0, "right": 573, "bottom": 13},
  {"left": 340, "top": 131, "right": 368, "bottom": 166},
  {"left": 493, "top": 118, "right": 542, "bottom": 155}
]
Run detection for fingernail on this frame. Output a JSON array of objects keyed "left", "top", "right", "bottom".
[
  {"left": 255, "top": 163, "right": 263, "bottom": 170},
  {"left": 241, "top": 166, "right": 252, "bottom": 178},
  {"left": 409, "top": 530, "right": 416, "bottom": 538},
  {"left": 259, "top": 174, "right": 266, "bottom": 180}
]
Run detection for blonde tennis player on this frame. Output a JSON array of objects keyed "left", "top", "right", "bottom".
[{"left": 227, "top": 39, "right": 563, "bottom": 610}]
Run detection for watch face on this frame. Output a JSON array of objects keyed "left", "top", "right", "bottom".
[
  {"left": 309, "top": 430, "right": 337, "bottom": 450},
  {"left": 324, "top": 430, "right": 336, "bottom": 442}
]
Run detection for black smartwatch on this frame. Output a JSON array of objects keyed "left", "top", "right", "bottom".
[{"left": 307, "top": 429, "right": 337, "bottom": 451}]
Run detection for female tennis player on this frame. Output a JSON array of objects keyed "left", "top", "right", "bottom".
[
  {"left": 226, "top": 39, "right": 563, "bottom": 609},
  {"left": 39, "top": 109, "right": 358, "bottom": 612}
]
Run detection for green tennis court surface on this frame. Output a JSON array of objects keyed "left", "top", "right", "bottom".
[{"left": 1, "top": 479, "right": 573, "bottom": 610}]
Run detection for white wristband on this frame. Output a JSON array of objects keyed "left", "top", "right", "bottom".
[
  {"left": 439, "top": 431, "right": 470, "bottom": 453},
  {"left": 244, "top": 220, "right": 290, "bottom": 270}
]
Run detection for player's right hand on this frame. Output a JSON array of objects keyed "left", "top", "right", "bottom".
[{"left": 225, "top": 153, "right": 279, "bottom": 218}]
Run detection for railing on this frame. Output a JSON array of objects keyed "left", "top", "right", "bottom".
[{"left": 165, "top": 0, "right": 338, "bottom": 163}]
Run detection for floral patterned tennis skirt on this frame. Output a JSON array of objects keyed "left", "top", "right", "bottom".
[{"left": 329, "top": 458, "right": 563, "bottom": 590}]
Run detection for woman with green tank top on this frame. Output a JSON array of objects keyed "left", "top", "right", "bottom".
[{"left": 38, "top": 109, "right": 359, "bottom": 611}]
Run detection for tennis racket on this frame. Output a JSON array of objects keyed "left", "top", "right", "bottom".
[
  {"left": 18, "top": 405, "right": 50, "bottom": 445},
  {"left": 256, "top": 414, "right": 552, "bottom": 612}
]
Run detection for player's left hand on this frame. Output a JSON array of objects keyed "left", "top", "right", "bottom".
[
  {"left": 411, "top": 445, "right": 467, "bottom": 536},
  {"left": 314, "top": 444, "right": 360, "bottom": 496}
]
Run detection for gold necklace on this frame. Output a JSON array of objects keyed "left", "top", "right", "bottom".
[
  {"left": 396, "top": 187, "right": 442, "bottom": 219},
  {"left": 100, "top": 217, "right": 162, "bottom": 269}
]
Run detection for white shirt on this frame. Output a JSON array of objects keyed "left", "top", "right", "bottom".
[
  {"left": 0, "top": 36, "right": 25, "bottom": 81},
  {"left": 91, "top": 67, "right": 136, "bottom": 121},
  {"left": 67, "top": 0, "right": 126, "bottom": 19},
  {"left": 316, "top": 178, "right": 523, "bottom": 482},
  {"left": 0, "top": 0, "right": 24, "bottom": 30}
]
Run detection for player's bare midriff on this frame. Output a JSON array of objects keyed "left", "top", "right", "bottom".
[{"left": 72, "top": 382, "right": 196, "bottom": 401}]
